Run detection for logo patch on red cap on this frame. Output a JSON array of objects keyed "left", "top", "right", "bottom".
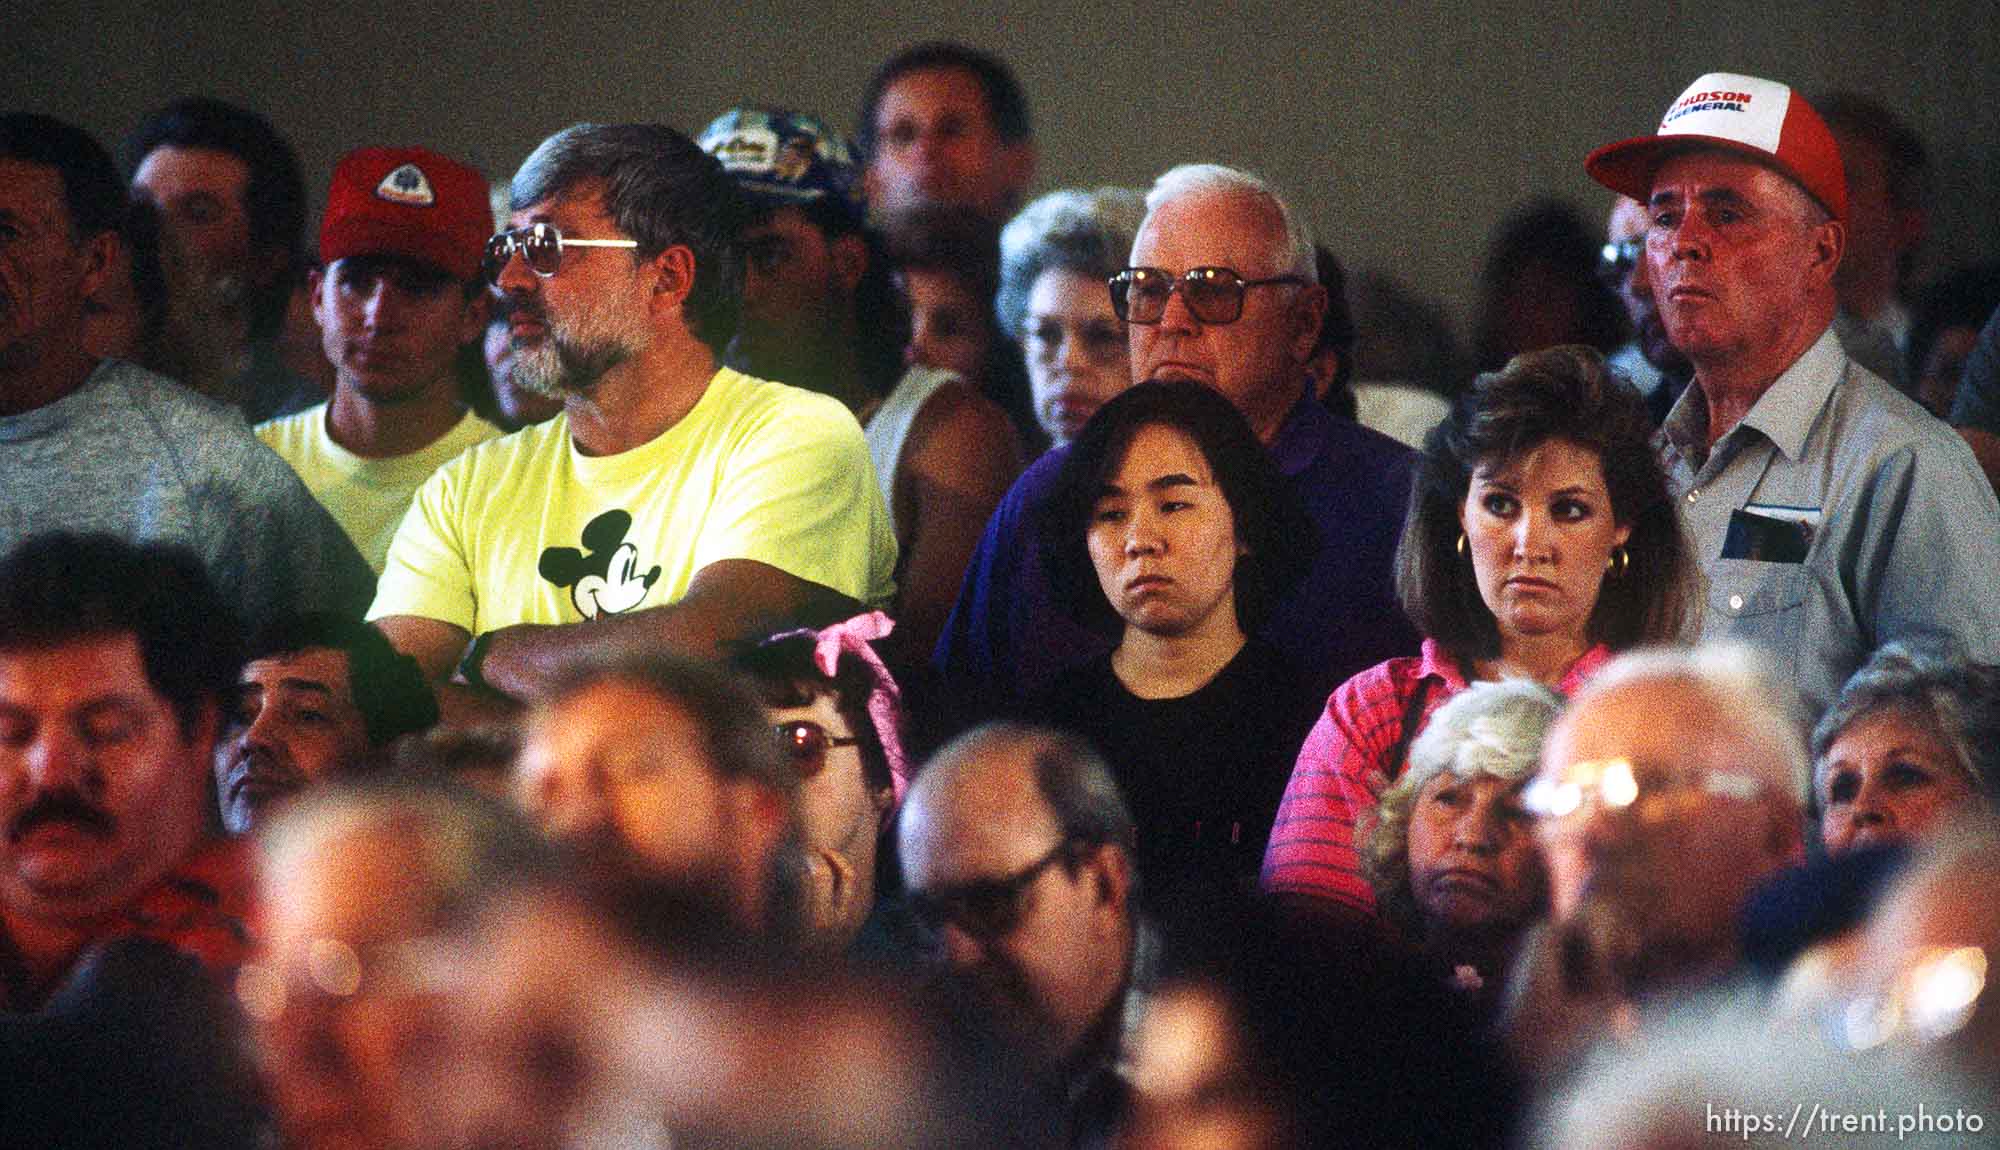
[{"left": 376, "top": 164, "right": 435, "bottom": 207}]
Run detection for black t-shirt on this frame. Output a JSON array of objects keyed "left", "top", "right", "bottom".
[{"left": 1031, "top": 637, "right": 1323, "bottom": 899}]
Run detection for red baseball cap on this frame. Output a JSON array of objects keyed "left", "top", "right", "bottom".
[
  {"left": 1586, "top": 72, "right": 1847, "bottom": 221},
  {"left": 320, "top": 147, "right": 491, "bottom": 281}
]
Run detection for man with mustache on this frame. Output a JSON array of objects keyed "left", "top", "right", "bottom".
[
  {"left": 213, "top": 611, "right": 438, "bottom": 835},
  {"left": 0, "top": 532, "right": 250, "bottom": 1011},
  {"left": 369, "top": 123, "right": 896, "bottom": 719},
  {"left": 1585, "top": 73, "right": 2000, "bottom": 720},
  {"left": 255, "top": 146, "right": 502, "bottom": 575}
]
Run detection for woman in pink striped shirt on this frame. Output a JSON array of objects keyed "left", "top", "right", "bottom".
[{"left": 1261, "top": 345, "right": 1697, "bottom": 915}]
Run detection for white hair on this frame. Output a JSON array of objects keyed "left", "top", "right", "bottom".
[
  {"left": 1576, "top": 643, "right": 1812, "bottom": 806},
  {"left": 1142, "top": 163, "right": 1318, "bottom": 281},
  {"left": 1407, "top": 678, "right": 1564, "bottom": 789}
]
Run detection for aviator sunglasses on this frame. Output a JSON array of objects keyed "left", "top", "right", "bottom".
[
  {"left": 1109, "top": 266, "right": 1308, "bottom": 325},
  {"left": 483, "top": 222, "right": 639, "bottom": 285}
]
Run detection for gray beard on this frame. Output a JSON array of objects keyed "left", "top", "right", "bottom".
[{"left": 510, "top": 331, "right": 631, "bottom": 398}]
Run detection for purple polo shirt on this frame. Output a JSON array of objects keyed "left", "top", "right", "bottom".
[{"left": 934, "top": 385, "right": 1421, "bottom": 722}]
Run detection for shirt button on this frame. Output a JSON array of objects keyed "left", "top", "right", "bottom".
[
  {"left": 1729, "top": 594, "right": 1745, "bottom": 611},
  {"left": 1687, "top": 489, "right": 1700, "bottom": 504}
]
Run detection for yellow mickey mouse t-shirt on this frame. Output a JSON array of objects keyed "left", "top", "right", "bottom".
[{"left": 367, "top": 367, "right": 896, "bottom": 635}]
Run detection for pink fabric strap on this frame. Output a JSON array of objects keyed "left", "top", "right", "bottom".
[{"left": 771, "top": 611, "right": 911, "bottom": 804}]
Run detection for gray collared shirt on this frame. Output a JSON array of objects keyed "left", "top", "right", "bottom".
[{"left": 1656, "top": 327, "right": 2000, "bottom": 721}]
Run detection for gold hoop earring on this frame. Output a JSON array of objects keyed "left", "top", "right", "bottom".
[
  {"left": 1456, "top": 532, "right": 1468, "bottom": 557},
  {"left": 1606, "top": 546, "right": 1630, "bottom": 575}
]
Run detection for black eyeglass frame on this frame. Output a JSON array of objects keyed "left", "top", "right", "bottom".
[
  {"left": 1109, "top": 265, "right": 1309, "bottom": 325},
  {"left": 907, "top": 837, "right": 1086, "bottom": 939}
]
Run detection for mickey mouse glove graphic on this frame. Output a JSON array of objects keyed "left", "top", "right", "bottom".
[{"left": 538, "top": 509, "right": 663, "bottom": 620}]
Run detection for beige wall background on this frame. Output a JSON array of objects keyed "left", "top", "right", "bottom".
[{"left": 11, "top": 2, "right": 1997, "bottom": 333}]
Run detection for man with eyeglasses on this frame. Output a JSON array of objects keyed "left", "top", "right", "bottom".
[
  {"left": 936, "top": 163, "right": 1416, "bottom": 722},
  {"left": 898, "top": 722, "right": 1152, "bottom": 1146},
  {"left": 255, "top": 146, "right": 503, "bottom": 575},
  {"left": 1504, "top": 645, "right": 1808, "bottom": 1080},
  {"left": 1600, "top": 195, "right": 1690, "bottom": 426},
  {"left": 1586, "top": 72, "right": 2000, "bottom": 723},
  {"left": 247, "top": 780, "right": 551, "bottom": 1150},
  {"left": 368, "top": 123, "right": 897, "bottom": 720}
]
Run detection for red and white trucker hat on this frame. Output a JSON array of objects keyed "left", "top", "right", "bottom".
[{"left": 1585, "top": 72, "right": 1847, "bottom": 221}]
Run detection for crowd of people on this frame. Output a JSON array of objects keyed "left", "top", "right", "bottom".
[{"left": 5, "top": 42, "right": 2000, "bottom": 1149}]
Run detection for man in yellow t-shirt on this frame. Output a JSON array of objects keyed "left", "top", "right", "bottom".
[
  {"left": 256, "top": 146, "right": 501, "bottom": 573},
  {"left": 369, "top": 124, "right": 896, "bottom": 720}
]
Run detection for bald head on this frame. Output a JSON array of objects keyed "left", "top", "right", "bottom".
[
  {"left": 902, "top": 727, "right": 1063, "bottom": 884},
  {"left": 903, "top": 723, "right": 1133, "bottom": 876},
  {"left": 899, "top": 723, "right": 1136, "bottom": 1061}
]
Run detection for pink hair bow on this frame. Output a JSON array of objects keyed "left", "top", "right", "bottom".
[{"left": 777, "top": 611, "right": 910, "bottom": 804}]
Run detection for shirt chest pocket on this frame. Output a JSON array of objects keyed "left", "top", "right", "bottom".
[{"left": 1705, "top": 556, "right": 1811, "bottom": 650}]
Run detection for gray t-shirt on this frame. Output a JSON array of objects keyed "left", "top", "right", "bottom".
[{"left": 0, "top": 358, "right": 375, "bottom": 630}]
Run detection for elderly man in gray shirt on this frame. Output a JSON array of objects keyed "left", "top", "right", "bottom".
[{"left": 1584, "top": 72, "right": 2000, "bottom": 720}]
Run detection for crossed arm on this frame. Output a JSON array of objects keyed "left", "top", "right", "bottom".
[{"left": 375, "top": 558, "right": 861, "bottom": 722}]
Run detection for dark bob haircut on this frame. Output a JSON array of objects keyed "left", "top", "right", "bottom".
[
  {"left": 1397, "top": 344, "right": 1695, "bottom": 660},
  {"left": 727, "top": 632, "right": 894, "bottom": 797},
  {"left": 0, "top": 532, "right": 242, "bottom": 740},
  {"left": 244, "top": 611, "right": 439, "bottom": 747},
  {"left": 1041, "top": 379, "right": 1315, "bottom": 637}
]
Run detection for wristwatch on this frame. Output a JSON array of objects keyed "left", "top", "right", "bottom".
[{"left": 457, "top": 631, "right": 496, "bottom": 693}]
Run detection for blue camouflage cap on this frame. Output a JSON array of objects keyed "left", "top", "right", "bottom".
[{"left": 698, "top": 108, "right": 865, "bottom": 222}]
